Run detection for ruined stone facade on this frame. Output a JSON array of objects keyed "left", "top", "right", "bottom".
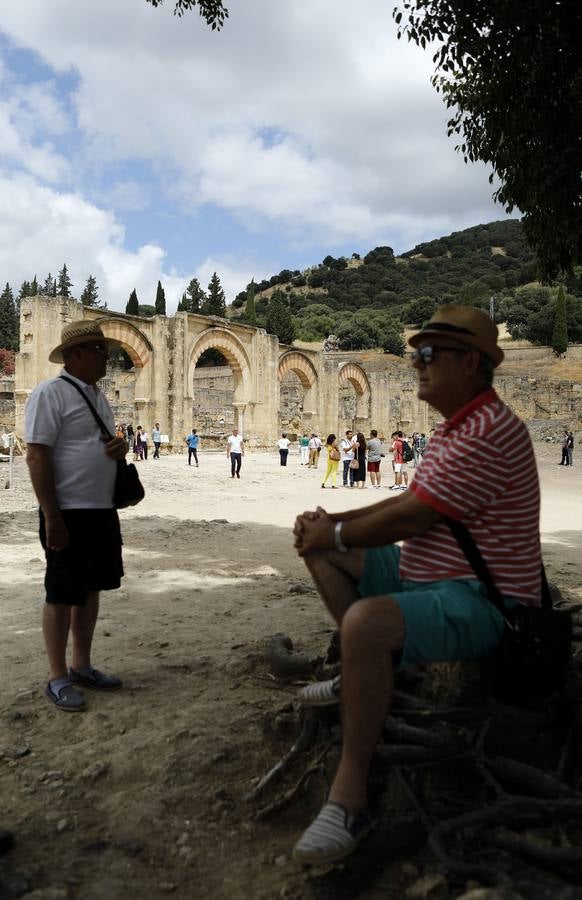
[{"left": 10, "top": 296, "right": 582, "bottom": 446}]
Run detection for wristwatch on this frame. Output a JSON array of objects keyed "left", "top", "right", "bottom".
[{"left": 334, "top": 521, "right": 348, "bottom": 553}]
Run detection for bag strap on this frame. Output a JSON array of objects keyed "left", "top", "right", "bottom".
[
  {"left": 443, "top": 516, "right": 551, "bottom": 626},
  {"left": 59, "top": 375, "right": 113, "bottom": 441}
]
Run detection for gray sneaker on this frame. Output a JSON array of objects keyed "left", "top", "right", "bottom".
[{"left": 298, "top": 675, "right": 341, "bottom": 707}]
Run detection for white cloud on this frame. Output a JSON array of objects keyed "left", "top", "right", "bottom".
[
  {"left": 194, "top": 256, "right": 257, "bottom": 304},
  {"left": 0, "top": 0, "right": 504, "bottom": 250},
  {"left": 0, "top": 171, "right": 190, "bottom": 311}
]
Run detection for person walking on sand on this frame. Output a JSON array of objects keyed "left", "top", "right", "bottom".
[
  {"left": 185, "top": 429, "right": 200, "bottom": 466},
  {"left": 567, "top": 431, "right": 574, "bottom": 466},
  {"left": 307, "top": 434, "right": 318, "bottom": 468},
  {"left": 140, "top": 427, "right": 149, "bottom": 460},
  {"left": 133, "top": 426, "right": 144, "bottom": 461},
  {"left": 300, "top": 433, "right": 310, "bottom": 466},
  {"left": 227, "top": 428, "right": 244, "bottom": 479},
  {"left": 24, "top": 319, "right": 127, "bottom": 712},
  {"left": 277, "top": 433, "right": 291, "bottom": 466},
  {"left": 321, "top": 434, "right": 340, "bottom": 488},
  {"left": 367, "top": 430, "right": 383, "bottom": 489},
  {"left": 152, "top": 422, "right": 162, "bottom": 459},
  {"left": 559, "top": 429, "right": 570, "bottom": 465}
]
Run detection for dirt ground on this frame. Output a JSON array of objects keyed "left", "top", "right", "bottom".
[{"left": 0, "top": 443, "right": 580, "bottom": 900}]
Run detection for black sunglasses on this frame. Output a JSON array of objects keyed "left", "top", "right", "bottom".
[
  {"left": 410, "top": 345, "right": 470, "bottom": 365},
  {"left": 81, "top": 343, "right": 109, "bottom": 355}
]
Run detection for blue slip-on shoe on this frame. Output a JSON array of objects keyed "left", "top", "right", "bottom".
[
  {"left": 69, "top": 667, "right": 122, "bottom": 691},
  {"left": 45, "top": 681, "right": 86, "bottom": 712},
  {"left": 293, "top": 802, "right": 373, "bottom": 865}
]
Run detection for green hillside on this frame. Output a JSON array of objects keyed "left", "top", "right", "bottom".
[{"left": 233, "top": 220, "right": 582, "bottom": 353}]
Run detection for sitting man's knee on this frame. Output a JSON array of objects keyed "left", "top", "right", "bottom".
[{"left": 341, "top": 596, "right": 404, "bottom": 653}]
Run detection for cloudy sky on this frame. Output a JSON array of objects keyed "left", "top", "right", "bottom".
[{"left": 0, "top": 0, "right": 510, "bottom": 312}]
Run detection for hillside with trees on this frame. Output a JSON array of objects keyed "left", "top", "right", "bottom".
[{"left": 233, "top": 220, "right": 582, "bottom": 354}]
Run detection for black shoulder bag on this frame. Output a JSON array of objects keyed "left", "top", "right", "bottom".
[
  {"left": 444, "top": 517, "right": 572, "bottom": 703},
  {"left": 60, "top": 376, "right": 145, "bottom": 510}
]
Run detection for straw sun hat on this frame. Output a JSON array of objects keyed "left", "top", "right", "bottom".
[
  {"left": 49, "top": 319, "right": 122, "bottom": 364},
  {"left": 408, "top": 304, "right": 504, "bottom": 367}
]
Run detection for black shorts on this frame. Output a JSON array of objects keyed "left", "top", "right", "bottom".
[{"left": 39, "top": 508, "right": 124, "bottom": 605}]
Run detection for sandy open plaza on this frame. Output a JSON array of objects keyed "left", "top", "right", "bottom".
[{"left": 0, "top": 443, "right": 580, "bottom": 899}]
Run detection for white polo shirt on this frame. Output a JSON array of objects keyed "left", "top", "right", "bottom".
[
  {"left": 228, "top": 434, "right": 243, "bottom": 453},
  {"left": 25, "top": 369, "right": 117, "bottom": 509},
  {"left": 277, "top": 438, "right": 290, "bottom": 450}
]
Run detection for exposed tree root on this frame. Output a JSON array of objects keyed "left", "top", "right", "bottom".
[{"left": 245, "top": 707, "right": 319, "bottom": 801}]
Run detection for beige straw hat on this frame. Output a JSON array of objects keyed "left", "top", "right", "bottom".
[
  {"left": 49, "top": 319, "right": 123, "bottom": 364},
  {"left": 408, "top": 304, "right": 504, "bottom": 367}
]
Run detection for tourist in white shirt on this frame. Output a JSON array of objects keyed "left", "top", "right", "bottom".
[
  {"left": 340, "top": 429, "right": 357, "bottom": 487},
  {"left": 227, "top": 429, "right": 244, "bottom": 479},
  {"left": 277, "top": 433, "right": 291, "bottom": 467}
]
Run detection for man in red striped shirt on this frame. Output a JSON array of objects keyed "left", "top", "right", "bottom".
[{"left": 291, "top": 305, "right": 541, "bottom": 865}]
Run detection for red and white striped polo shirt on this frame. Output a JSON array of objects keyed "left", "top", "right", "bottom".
[{"left": 399, "top": 389, "right": 541, "bottom": 605}]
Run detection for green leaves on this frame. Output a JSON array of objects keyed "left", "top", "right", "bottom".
[{"left": 392, "top": 0, "right": 582, "bottom": 277}]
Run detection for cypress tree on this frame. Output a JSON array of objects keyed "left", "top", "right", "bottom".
[
  {"left": 30, "top": 276, "right": 39, "bottom": 296},
  {"left": 177, "top": 292, "right": 189, "bottom": 312},
  {"left": 0, "top": 283, "right": 18, "bottom": 350},
  {"left": 266, "top": 290, "right": 294, "bottom": 344},
  {"left": 186, "top": 277, "right": 205, "bottom": 312},
  {"left": 551, "top": 285, "right": 568, "bottom": 355},
  {"left": 126, "top": 289, "right": 139, "bottom": 316},
  {"left": 154, "top": 280, "right": 166, "bottom": 315},
  {"left": 80, "top": 275, "right": 99, "bottom": 307},
  {"left": 202, "top": 272, "right": 226, "bottom": 316},
  {"left": 244, "top": 280, "right": 257, "bottom": 326},
  {"left": 18, "top": 281, "right": 31, "bottom": 302},
  {"left": 57, "top": 263, "right": 73, "bottom": 297},
  {"left": 42, "top": 273, "right": 54, "bottom": 296}
]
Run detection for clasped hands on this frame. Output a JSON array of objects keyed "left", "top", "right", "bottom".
[{"left": 293, "top": 505, "right": 335, "bottom": 557}]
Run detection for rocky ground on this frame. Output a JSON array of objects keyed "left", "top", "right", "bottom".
[{"left": 0, "top": 446, "right": 580, "bottom": 900}]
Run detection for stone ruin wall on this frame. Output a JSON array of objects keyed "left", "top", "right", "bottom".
[{"left": 7, "top": 296, "right": 582, "bottom": 448}]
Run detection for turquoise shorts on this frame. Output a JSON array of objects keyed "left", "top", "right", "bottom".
[{"left": 357, "top": 545, "right": 518, "bottom": 670}]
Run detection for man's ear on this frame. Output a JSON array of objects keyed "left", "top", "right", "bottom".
[{"left": 464, "top": 348, "right": 481, "bottom": 377}]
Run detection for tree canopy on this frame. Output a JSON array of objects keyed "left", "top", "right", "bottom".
[
  {"left": 393, "top": 0, "right": 582, "bottom": 278},
  {"left": 145, "top": 0, "right": 228, "bottom": 28}
]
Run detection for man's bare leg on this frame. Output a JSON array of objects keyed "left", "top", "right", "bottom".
[
  {"left": 43, "top": 603, "right": 72, "bottom": 680},
  {"left": 327, "top": 596, "right": 405, "bottom": 813},
  {"left": 71, "top": 591, "right": 99, "bottom": 670},
  {"left": 303, "top": 548, "right": 366, "bottom": 625}
]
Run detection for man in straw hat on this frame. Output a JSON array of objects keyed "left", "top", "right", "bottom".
[
  {"left": 25, "top": 319, "right": 129, "bottom": 712},
  {"left": 291, "top": 304, "right": 541, "bottom": 864}
]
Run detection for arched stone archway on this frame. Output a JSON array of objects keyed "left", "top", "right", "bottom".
[
  {"left": 277, "top": 351, "right": 318, "bottom": 390},
  {"left": 98, "top": 317, "right": 153, "bottom": 369},
  {"left": 338, "top": 362, "right": 371, "bottom": 432},
  {"left": 96, "top": 317, "right": 154, "bottom": 420},
  {"left": 277, "top": 351, "right": 319, "bottom": 432},
  {"left": 188, "top": 328, "right": 252, "bottom": 435}
]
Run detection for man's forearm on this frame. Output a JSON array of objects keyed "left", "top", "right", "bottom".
[
  {"left": 327, "top": 492, "right": 406, "bottom": 523},
  {"left": 26, "top": 448, "right": 61, "bottom": 518},
  {"left": 340, "top": 493, "right": 440, "bottom": 548}
]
